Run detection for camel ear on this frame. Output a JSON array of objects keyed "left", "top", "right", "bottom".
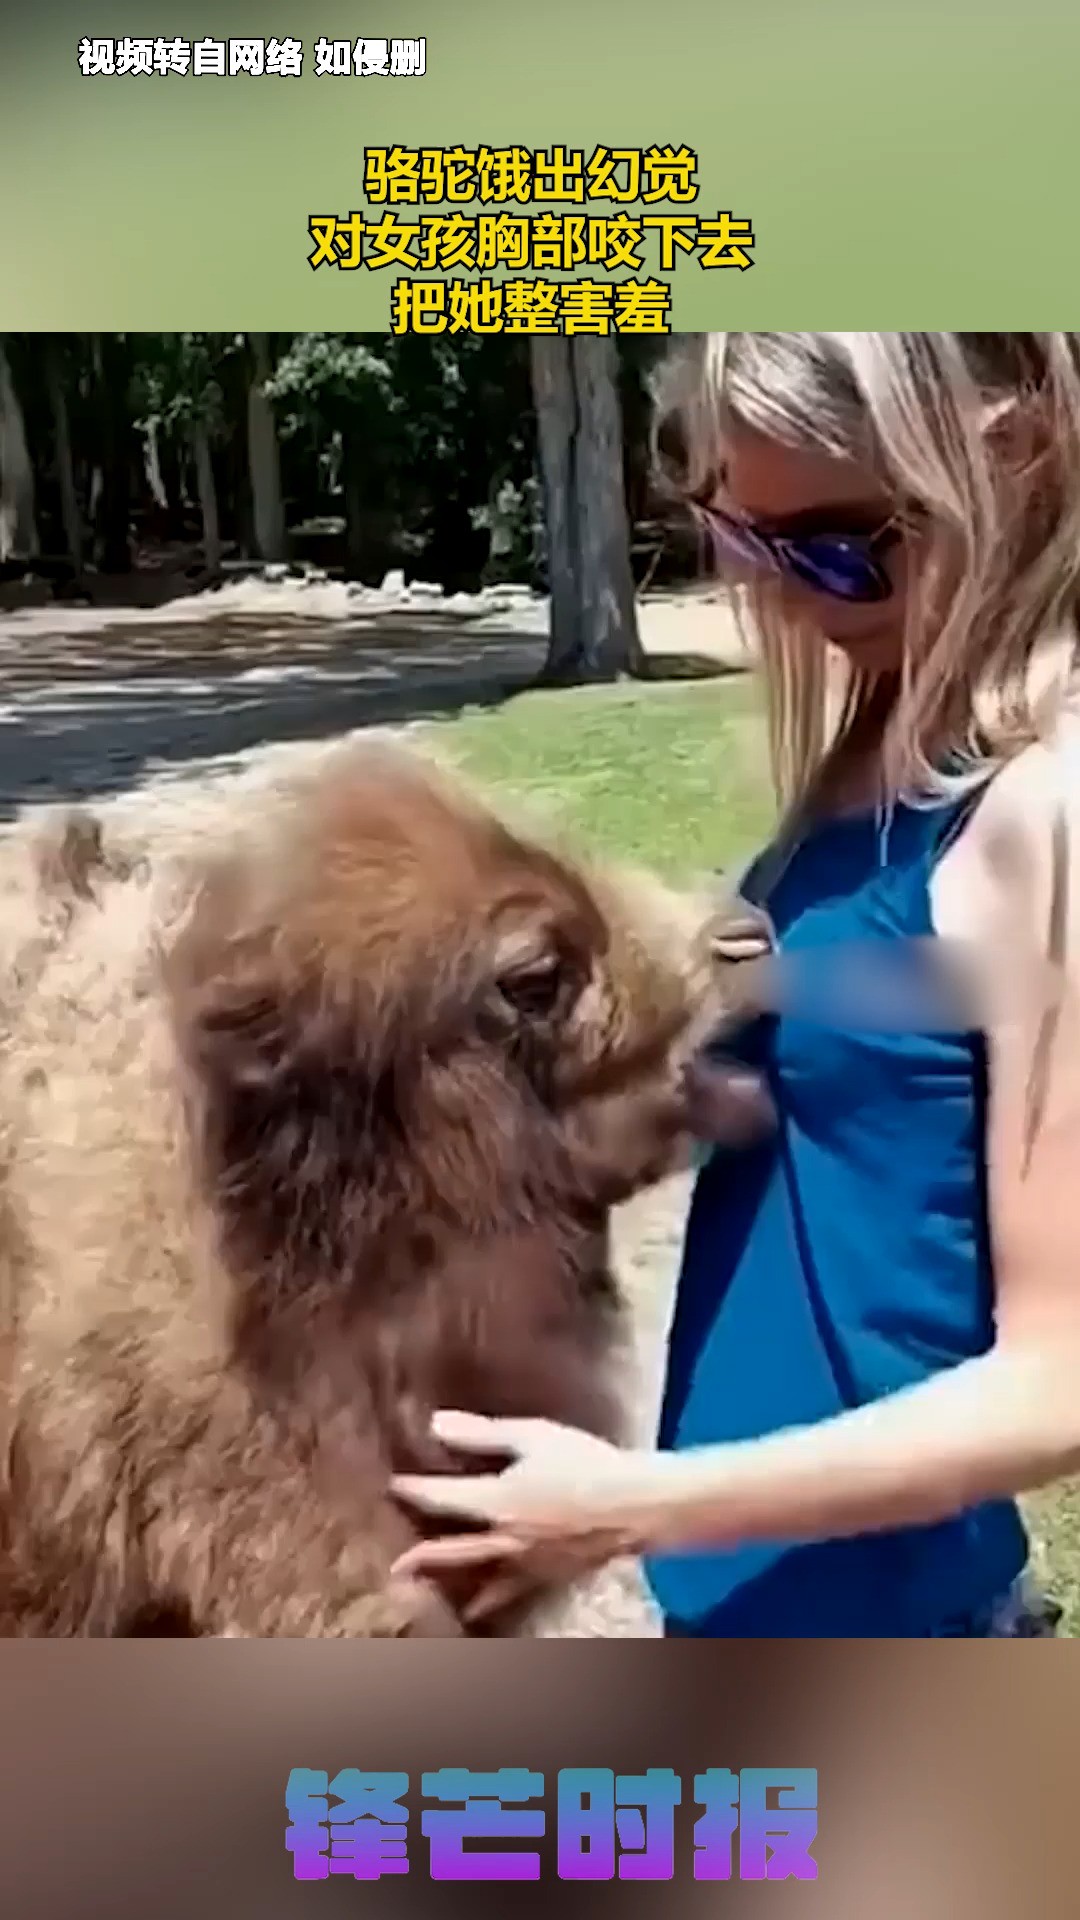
[
  {"left": 172, "top": 934, "right": 561, "bottom": 1279},
  {"left": 173, "top": 951, "right": 410, "bottom": 1279},
  {"left": 181, "top": 965, "right": 325, "bottom": 1094},
  {"left": 168, "top": 855, "right": 402, "bottom": 1099},
  {"left": 175, "top": 939, "right": 421, "bottom": 1144}
]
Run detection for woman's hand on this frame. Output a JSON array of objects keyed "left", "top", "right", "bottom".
[{"left": 390, "top": 1411, "right": 676, "bottom": 1623}]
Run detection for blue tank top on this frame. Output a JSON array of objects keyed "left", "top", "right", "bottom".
[{"left": 645, "top": 795, "right": 1029, "bottom": 1637}]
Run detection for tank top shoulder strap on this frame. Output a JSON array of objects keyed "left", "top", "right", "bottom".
[
  {"left": 734, "top": 768, "right": 1014, "bottom": 929},
  {"left": 922, "top": 778, "right": 995, "bottom": 866}
]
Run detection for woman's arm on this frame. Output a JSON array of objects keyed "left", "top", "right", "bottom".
[
  {"left": 650, "top": 733, "right": 1080, "bottom": 1552},
  {"left": 649, "top": 1343, "right": 1080, "bottom": 1553}
]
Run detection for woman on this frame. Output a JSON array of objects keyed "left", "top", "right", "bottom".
[{"left": 392, "top": 332, "right": 1080, "bottom": 1637}]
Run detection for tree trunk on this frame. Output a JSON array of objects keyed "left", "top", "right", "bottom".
[
  {"left": 192, "top": 417, "right": 221, "bottom": 572},
  {"left": 44, "top": 337, "right": 83, "bottom": 571},
  {"left": 530, "top": 338, "right": 580, "bottom": 676},
  {"left": 142, "top": 418, "right": 168, "bottom": 511},
  {"left": 246, "top": 332, "right": 286, "bottom": 562},
  {"left": 340, "top": 426, "right": 366, "bottom": 580},
  {"left": 92, "top": 333, "right": 133, "bottom": 573},
  {"left": 573, "top": 337, "right": 643, "bottom": 678},
  {"left": 530, "top": 336, "right": 642, "bottom": 684},
  {"left": 0, "top": 338, "right": 39, "bottom": 564}
]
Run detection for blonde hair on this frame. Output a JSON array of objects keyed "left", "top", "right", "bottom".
[{"left": 653, "top": 333, "right": 1080, "bottom": 822}]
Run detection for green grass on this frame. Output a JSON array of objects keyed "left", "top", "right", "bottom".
[
  {"left": 433, "top": 674, "right": 1080, "bottom": 1635},
  {"left": 437, "top": 675, "right": 775, "bottom": 882}
]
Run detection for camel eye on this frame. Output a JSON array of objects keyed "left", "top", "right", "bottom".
[{"left": 496, "top": 954, "right": 566, "bottom": 1020}]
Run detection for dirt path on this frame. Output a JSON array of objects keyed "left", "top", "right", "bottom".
[{"left": 0, "top": 579, "right": 746, "bottom": 819}]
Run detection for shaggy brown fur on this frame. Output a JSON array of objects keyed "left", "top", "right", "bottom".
[{"left": 0, "top": 742, "right": 740, "bottom": 1638}]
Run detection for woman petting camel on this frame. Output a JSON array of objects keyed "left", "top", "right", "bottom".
[{"left": 394, "top": 331, "right": 1080, "bottom": 1637}]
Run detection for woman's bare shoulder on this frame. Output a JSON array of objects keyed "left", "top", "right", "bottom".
[
  {"left": 978, "top": 716, "right": 1080, "bottom": 837},
  {"left": 933, "top": 720, "right": 1080, "bottom": 946}
]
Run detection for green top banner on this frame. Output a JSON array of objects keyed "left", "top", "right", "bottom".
[{"left": 0, "top": 0, "right": 1072, "bottom": 326}]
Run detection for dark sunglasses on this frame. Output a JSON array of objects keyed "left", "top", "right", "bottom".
[{"left": 699, "top": 503, "right": 905, "bottom": 605}]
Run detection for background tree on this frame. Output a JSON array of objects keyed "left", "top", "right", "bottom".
[
  {"left": 90, "top": 332, "right": 137, "bottom": 573},
  {"left": 0, "top": 337, "right": 39, "bottom": 564},
  {"left": 266, "top": 333, "right": 399, "bottom": 580},
  {"left": 42, "top": 336, "right": 83, "bottom": 572},
  {"left": 131, "top": 333, "right": 234, "bottom": 574},
  {"left": 246, "top": 332, "right": 286, "bottom": 564},
  {"left": 0, "top": 331, "right": 692, "bottom": 674},
  {"left": 531, "top": 336, "right": 643, "bottom": 682}
]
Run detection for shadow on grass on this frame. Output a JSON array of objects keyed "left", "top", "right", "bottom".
[
  {"left": 638, "top": 652, "right": 748, "bottom": 683},
  {"left": 532, "top": 654, "right": 748, "bottom": 693},
  {"left": 0, "top": 599, "right": 749, "bottom": 819},
  {"left": 0, "top": 663, "right": 543, "bottom": 821}
]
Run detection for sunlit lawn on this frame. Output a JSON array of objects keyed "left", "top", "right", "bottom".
[
  {"left": 435, "top": 673, "right": 1079, "bottom": 1634},
  {"left": 439, "top": 674, "right": 773, "bottom": 882}
]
